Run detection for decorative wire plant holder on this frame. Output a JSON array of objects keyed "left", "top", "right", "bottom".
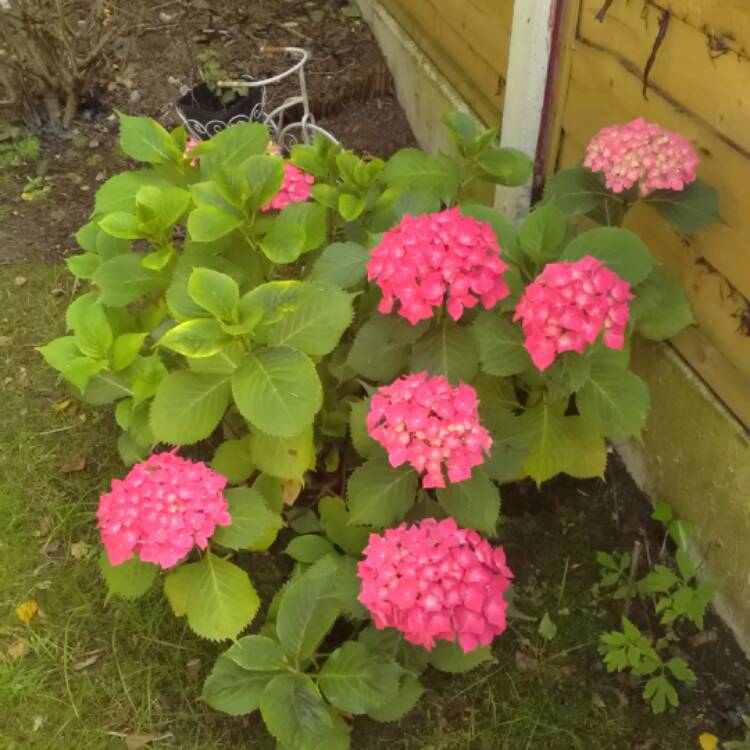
[{"left": 175, "top": 46, "right": 338, "bottom": 149}]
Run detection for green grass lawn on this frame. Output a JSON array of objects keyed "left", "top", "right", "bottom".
[{"left": 0, "top": 262, "right": 733, "bottom": 749}]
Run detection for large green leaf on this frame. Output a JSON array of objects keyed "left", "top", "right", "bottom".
[
  {"left": 577, "top": 351, "right": 650, "bottom": 438},
  {"left": 260, "top": 674, "right": 332, "bottom": 750},
  {"left": 99, "top": 554, "right": 158, "bottom": 600},
  {"left": 285, "top": 535, "right": 337, "bottom": 563},
  {"left": 276, "top": 556, "right": 341, "bottom": 664},
  {"left": 223, "top": 635, "right": 287, "bottom": 672},
  {"left": 347, "top": 456, "right": 418, "bottom": 527},
  {"left": 188, "top": 267, "right": 240, "bottom": 321},
  {"left": 319, "top": 642, "right": 402, "bottom": 715},
  {"left": 310, "top": 241, "right": 370, "bottom": 289},
  {"left": 210, "top": 437, "right": 255, "bottom": 484},
  {"left": 95, "top": 170, "right": 173, "bottom": 214},
  {"left": 630, "top": 267, "right": 694, "bottom": 340},
  {"left": 518, "top": 202, "right": 567, "bottom": 262},
  {"left": 150, "top": 371, "right": 231, "bottom": 445},
  {"left": 93, "top": 254, "right": 167, "bottom": 307},
  {"left": 98, "top": 211, "right": 142, "bottom": 240},
  {"left": 562, "top": 227, "right": 654, "bottom": 285},
  {"left": 367, "top": 674, "right": 425, "bottom": 722},
  {"left": 644, "top": 179, "right": 722, "bottom": 234},
  {"left": 157, "top": 319, "right": 232, "bottom": 358},
  {"left": 348, "top": 398, "right": 378, "bottom": 458},
  {"left": 211, "top": 487, "right": 283, "bottom": 551},
  {"left": 260, "top": 220, "right": 306, "bottom": 263},
  {"left": 436, "top": 469, "right": 501, "bottom": 535},
  {"left": 279, "top": 202, "right": 327, "bottom": 252},
  {"left": 201, "top": 655, "right": 277, "bottom": 716},
  {"left": 188, "top": 205, "right": 244, "bottom": 242},
  {"left": 471, "top": 310, "right": 530, "bottom": 376},
  {"left": 242, "top": 154, "right": 285, "bottom": 209},
  {"left": 383, "top": 148, "right": 460, "bottom": 202},
  {"left": 477, "top": 147, "right": 532, "bottom": 186},
  {"left": 232, "top": 347, "right": 322, "bottom": 437},
  {"left": 119, "top": 114, "right": 181, "bottom": 164},
  {"left": 563, "top": 416, "right": 607, "bottom": 479},
  {"left": 543, "top": 166, "right": 616, "bottom": 217},
  {"left": 428, "top": 641, "right": 495, "bottom": 673},
  {"left": 347, "top": 315, "right": 419, "bottom": 381},
  {"left": 201, "top": 122, "right": 270, "bottom": 175},
  {"left": 255, "top": 282, "right": 353, "bottom": 356},
  {"left": 249, "top": 426, "right": 316, "bottom": 481},
  {"left": 73, "top": 301, "right": 113, "bottom": 360},
  {"left": 519, "top": 401, "right": 582, "bottom": 485},
  {"left": 319, "top": 496, "right": 370, "bottom": 557},
  {"left": 409, "top": 318, "right": 479, "bottom": 383},
  {"left": 163, "top": 553, "right": 260, "bottom": 640}
]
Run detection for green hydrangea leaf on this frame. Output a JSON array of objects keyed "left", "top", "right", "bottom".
[
  {"left": 211, "top": 487, "right": 283, "bottom": 551},
  {"left": 346, "top": 456, "right": 418, "bottom": 527}
]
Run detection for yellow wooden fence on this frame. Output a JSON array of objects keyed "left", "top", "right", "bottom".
[{"left": 381, "top": 0, "right": 750, "bottom": 429}]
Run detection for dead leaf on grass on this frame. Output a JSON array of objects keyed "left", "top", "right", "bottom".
[
  {"left": 61, "top": 455, "right": 87, "bottom": 473},
  {"left": 14, "top": 276, "right": 27, "bottom": 286},
  {"left": 281, "top": 479, "right": 302, "bottom": 505},
  {"left": 124, "top": 733, "right": 173, "bottom": 750},
  {"left": 73, "top": 651, "right": 101, "bottom": 670},
  {"left": 51, "top": 399, "right": 72, "bottom": 412},
  {"left": 15, "top": 599, "right": 38, "bottom": 624},
  {"left": 70, "top": 540, "right": 91, "bottom": 560},
  {"left": 7, "top": 640, "right": 31, "bottom": 661}
]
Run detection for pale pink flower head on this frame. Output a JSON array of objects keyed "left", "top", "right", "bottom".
[
  {"left": 97, "top": 451, "right": 231, "bottom": 569},
  {"left": 262, "top": 162, "right": 315, "bottom": 211},
  {"left": 367, "top": 372, "right": 492, "bottom": 489},
  {"left": 357, "top": 518, "right": 513, "bottom": 653},
  {"left": 367, "top": 208, "right": 510, "bottom": 325},
  {"left": 513, "top": 256, "right": 633, "bottom": 370},
  {"left": 584, "top": 118, "right": 699, "bottom": 196}
]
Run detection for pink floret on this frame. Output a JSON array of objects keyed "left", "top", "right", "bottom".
[
  {"left": 97, "top": 451, "right": 231, "bottom": 569},
  {"left": 367, "top": 208, "right": 510, "bottom": 325},
  {"left": 583, "top": 118, "right": 699, "bottom": 196},
  {"left": 262, "top": 162, "right": 315, "bottom": 211},
  {"left": 367, "top": 373, "right": 492, "bottom": 489},
  {"left": 513, "top": 256, "right": 633, "bottom": 371},
  {"left": 357, "top": 518, "right": 513, "bottom": 652}
]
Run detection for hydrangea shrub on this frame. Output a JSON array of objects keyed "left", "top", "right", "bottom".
[{"left": 38, "top": 109, "right": 717, "bottom": 748}]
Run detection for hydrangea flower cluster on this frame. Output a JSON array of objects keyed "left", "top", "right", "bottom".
[
  {"left": 357, "top": 518, "right": 513, "bottom": 653},
  {"left": 367, "top": 208, "right": 510, "bottom": 325},
  {"left": 262, "top": 162, "right": 314, "bottom": 211},
  {"left": 367, "top": 373, "right": 491, "bottom": 489},
  {"left": 513, "top": 256, "right": 633, "bottom": 370},
  {"left": 584, "top": 117, "right": 699, "bottom": 196},
  {"left": 97, "top": 451, "right": 231, "bottom": 569}
]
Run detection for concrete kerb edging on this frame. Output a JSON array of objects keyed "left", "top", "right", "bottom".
[{"left": 358, "top": 0, "right": 750, "bottom": 653}]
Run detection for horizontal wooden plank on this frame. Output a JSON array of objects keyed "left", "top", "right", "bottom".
[
  {"left": 651, "top": 0, "right": 750, "bottom": 57},
  {"left": 579, "top": 0, "right": 750, "bottom": 153},
  {"left": 381, "top": 0, "right": 512, "bottom": 125},
  {"left": 561, "top": 39, "right": 750, "bottom": 302},
  {"left": 559, "top": 132, "right": 750, "bottom": 387}
]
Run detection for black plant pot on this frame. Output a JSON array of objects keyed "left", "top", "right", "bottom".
[{"left": 176, "top": 81, "right": 265, "bottom": 141}]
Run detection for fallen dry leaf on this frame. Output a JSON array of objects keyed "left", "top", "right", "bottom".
[
  {"left": 7, "top": 640, "right": 30, "bottom": 661},
  {"left": 699, "top": 734, "right": 719, "bottom": 750},
  {"left": 14, "top": 276, "right": 27, "bottom": 286},
  {"left": 15, "top": 599, "right": 38, "bottom": 624},
  {"left": 51, "top": 399, "right": 72, "bottom": 412},
  {"left": 281, "top": 479, "right": 303, "bottom": 505},
  {"left": 70, "top": 540, "right": 91, "bottom": 560},
  {"left": 124, "top": 733, "right": 172, "bottom": 750},
  {"left": 61, "top": 455, "right": 87, "bottom": 473},
  {"left": 73, "top": 651, "right": 101, "bottom": 670}
]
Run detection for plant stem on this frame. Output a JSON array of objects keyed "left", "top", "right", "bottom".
[{"left": 624, "top": 539, "right": 643, "bottom": 618}]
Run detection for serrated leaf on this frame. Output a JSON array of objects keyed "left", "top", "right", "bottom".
[
  {"left": 249, "top": 426, "right": 315, "bottom": 481},
  {"left": 310, "top": 241, "right": 369, "bottom": 289},
  {"left": 383, "top": 148, "right": 460, "bottom": 202},
  {"left": 201, "top": 655, "right": 277, "bottom": 716},
  {"left": 157, "top": 319, "right": 232, "bottom": 358},
  {"left": 471, "top": 311, "right": 530, "bottom": 376},
  {"left": 319, "top": 642, "right": 402, "bottom": 715},
  {"left": 409, "top": 318, "right": 479, "bottom": 384},
  {"left": 211, "top": 488, "right": 283, "bottom": 551},
  {"left": 232, "top": 347, "right": 322, "bottom": 437},
  {"left": 255, "top": 282, "right": 353, "bottom": 356},
  {"left": 347, "top": 315, "right": 416, "bottom": 381},
  {"left": 66, "top": 252, "right": 101, "bottom": 279},
  {"left": 577, "top": 352, "right": 650, "bottom": 438},
  {"left": 260, "top": 674, "right": 332, "bottom": 749},
  {"left": 188, "top": 205, "right": 244, "bottom": 242},
  {"left": 644, "top": 179, "right": 722, "bottom": 234},
  {"left": 276, "top": 556, "right": 341, "bottom": 664},
  {"left": 95, "top": 170, "right": 173, "bottom": 214},
  {"left": 477, "top": 146, "right": 532, "bottom": 186},
  {"left": 436, "top": 470, "right": 501, "bottom": 535},
  {"left": 150, "top": 371, "right": 231, "bottom": 445},
  {"left": 73, "top": 301, "right": 113, "bottom": 359},
  {"left": 347, "top": 457, "right": 418, "bottom": 527},
  {"left": 562, "top": 227, "right": 654, "bottom": 285},
  {"left": 631, "top": 268, "right": 694, "bottom": 340},
  {"left": 285, "top": 535, "right": 337, "bottom": 563},
  {"left": 429, "top": 641, "right": 494, "bottom": 673},
  {"left": 260, "top": 220, "right": 306, "bottom": 263},
  {"left": 188, "top": 267, "right": 240, "bottom": 321},
  {"left": 367, "top": 674, "right": 425, "bottom": 722},
  {"left": 543, "top": 166, "right": 615, "bottom": 217},
  {"left": 349, "top": 398, "right": 379, "bottom": 459},
  {"left": 338, "top": 193, "right": 366, "bottom": 221},
  {"left": 111, "top": 333, "right": 148, "bottom": 371},
  {"left": 518, "top": 202, "right": 567, "bottom": 261},
  {"left": 319, "top": 496, "right": 370, "bottom": 556},
  {"left": 119, "top": 114, "right": 180, "bottom": 164},
  {"left": 163, "top": 553, "right": 259, "bottom": 640},
  {"left": 210, "top": 438, "right": 255, "bottom": 484},
  {"left": 224, "top": 635, "right": 287, "bottom": 671},
  {"left": 94, "top": 254, "right": 167, "bottom": 307},
  {"left": 99, "top": 554, "right": 158, "bottom": 600}
]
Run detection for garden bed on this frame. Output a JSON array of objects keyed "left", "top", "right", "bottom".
[{"left": 1, "top": 2, "right": 749, "bottom": 749}]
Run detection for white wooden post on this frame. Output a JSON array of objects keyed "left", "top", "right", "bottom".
[{"left": 495, "top": 0, "right": 558, "bottom": 222}]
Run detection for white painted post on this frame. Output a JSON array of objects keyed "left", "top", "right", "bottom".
[{"left": 495, "top": 0, "right": 557, "bottom": 222}]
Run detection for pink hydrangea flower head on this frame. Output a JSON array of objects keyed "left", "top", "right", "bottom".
[
  {"left": 262, "top": 162, "right": 315, "bottom": 211},
  {"left": 583, "top": 118, "right": 699, "bottom": 196},
  {"left": 367, "top": 208, "right": 510, "bottom": 325},
  {"left": 513, "top": 256, "right": 633, "bottom": 370},
  {"left": 367, "top": 372, "right": 492, "bottom": 489},
  {"left": 97, "top": 451, "right": 231, "bottom": 569},
  {"left": 357, "top": 518, "right": 513, "bottom": 652}
]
